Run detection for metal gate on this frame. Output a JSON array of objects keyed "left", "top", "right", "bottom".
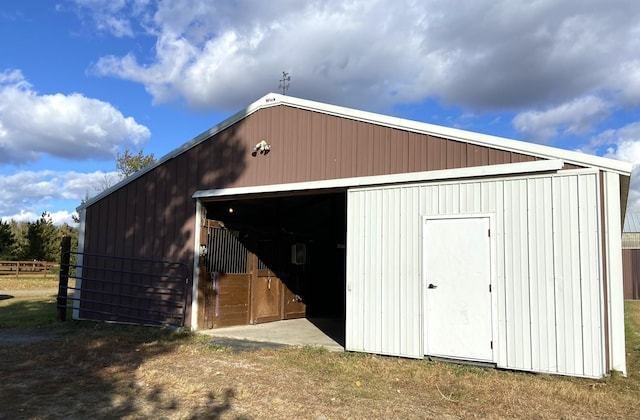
[{"left": 57, "top": 252, "right": 190, "bottom": 327}]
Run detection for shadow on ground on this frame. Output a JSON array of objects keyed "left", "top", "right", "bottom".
[
  {"left": 0, "top": 297, "right": 245, "bottom": 418},
  {"left": 208, "top": 337, "right": 287, "bottom": 353}
]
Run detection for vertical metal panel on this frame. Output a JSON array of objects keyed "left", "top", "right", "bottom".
[
  {"left": 362, "top": 189, "right": 383, "bottom": 352},
  {"left": 503, "top": 179, "right": 531, "bottom": 369},
  {"left": 578, "top": 173, "right": 603, "bottom": 376},
  {"left": 73, "top": 208, "right": 86, "bottom": 320},
  {"left": 346, "top": 187, "right": 423, "bottom": 358},
  {"left": 403, "top": 187, "right": 423, "bottom": 357},
  {"left": 488, "top": 180, "right": 508, "bottom": 368},
  {"left": 421, "top": 184, "right": 440, "bottom": 215},
  {"left": 439, "top": 183, "right": 460, "bottom": 213},
  {"left": 459, "top": 182, "right": 482, "bottom": 212},
  {"left": 552, "top": 175, "right": 583, "bottom": 374},
  {"left": 346, "top": 169, "right": 607, "bottom": 377},
  {"left": 536, "top": 172, "right": 605, "bottom": 377},
  {"left": 527, "top": 177, "right": 557, "bottom": 373},
  {"left": 622, "top": 248, "right": 640, "bottom": 299},
  {"left": 602, "top": 172, "right": 627, "bottom": 375},
  {"left": 345, "top": 190, "right": 364, "bottom": 351},
  {"left": 381, "top": 188, "right": 401, "bottom": 355}
]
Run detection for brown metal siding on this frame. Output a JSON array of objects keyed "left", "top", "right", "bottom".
[
  {"left": 218, "top": 106, "right": 542, "bottom": 187},
  {"left": 623, "top": 248, "right": 640, "bottom": 300},
  {"left": 83, "top": 104, "right": 570, "bottom": 324}
]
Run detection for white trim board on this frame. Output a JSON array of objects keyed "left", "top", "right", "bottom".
[{"left": 193, "top": 159, "right": 565, "bottom": 200}]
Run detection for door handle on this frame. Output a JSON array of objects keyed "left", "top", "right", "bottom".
[{"left": 428, "top": 283, "right": 437, "bottom": 289}]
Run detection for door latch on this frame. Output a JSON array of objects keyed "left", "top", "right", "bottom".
[{"left": 428, "top": 283, "right": 438, "bottom": 289}]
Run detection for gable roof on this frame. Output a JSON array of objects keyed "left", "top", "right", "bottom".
[{"left": 79, "top": 92, "right": 633, "bottom": 210}]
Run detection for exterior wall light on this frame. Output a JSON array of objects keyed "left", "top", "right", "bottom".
[{"left": 252, "top": 140, "right": 271, "bottom": 156}]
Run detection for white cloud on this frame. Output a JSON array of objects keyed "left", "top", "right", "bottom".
[
  {"left": 581, "top": 122, "right": 640, "bottom": 161},
  {"left": 0, "top": 210, "right": 76, "bottom": 226},
  {"left": 0, "top": 169, "right": 119, "bottom": 221},
  {"left": 614, "top": 59, "right": 640, "bottom": 106},
  {"left": 0, "top": 69, "right": 151, "bottom": 165},
  {"left": 577, "top": 122, "right": 640, "bottom": 211},
  {"left": 598, "top": 126, "right": 640, "bottom": 213},
  {"left": 1, "top": 210, "right": 40, "bottom": 224},
  {"left": 512, "top": 96, "right": 610, "bottom": 143},
  {"left": 82, "top": 0, "right": 640, "bottom": 120}
]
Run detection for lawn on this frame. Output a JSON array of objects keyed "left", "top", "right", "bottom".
[
  {"left": 1, "top": 289, "right": 639, "bottom": 418},
  {"left": 0, "top": 274, "right": 62, "bottom": 291}
]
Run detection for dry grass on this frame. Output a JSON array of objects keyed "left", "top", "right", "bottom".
[
  {"left": 0, "top": 275, "right": 58, "bottom": 291},
  {"left": 1, "top": 299, "right": 640, "bottom": 419},
  {"left": 0, "top": 273, "right": 75, "bottom": 291}
]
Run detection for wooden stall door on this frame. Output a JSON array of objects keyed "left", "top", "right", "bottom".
[
  {"left": 251, "top": 268, "right": 283, "bottom": 324},
  {"left": 249, "top": 238, "right": 307, "bottom": 323},
  {"left": 198, "top": 219, "right": 252, "bottom": 329},
  {"left": 282, "top": 287, "right": 306, "bottom": 320}
]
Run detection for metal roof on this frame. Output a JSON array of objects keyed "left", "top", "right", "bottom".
[
  {"left": 624, "top": 212, "right": 640, "bottom": 232},
  {"left": 78, "top": 92, "right": 634, "bottom": 211}
]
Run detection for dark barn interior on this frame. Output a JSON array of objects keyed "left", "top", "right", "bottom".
[{"left": 203, "top": 191, "right": 347, "bottom": 321}]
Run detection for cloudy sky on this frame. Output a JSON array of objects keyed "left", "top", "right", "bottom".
[{"left": 1, "top": 0, "right": 640, "bottom": 225}]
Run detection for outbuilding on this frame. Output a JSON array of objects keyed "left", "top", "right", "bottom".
[
  {"left": 76, "top": 93, "right": 631, "bottom": 378},
  {"left": 622, "top": 212, "right": 640, "bottom": 299}
]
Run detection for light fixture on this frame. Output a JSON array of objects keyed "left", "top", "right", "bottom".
[{"left": 252, "top": 140, "right": 271, "bottom": 156}]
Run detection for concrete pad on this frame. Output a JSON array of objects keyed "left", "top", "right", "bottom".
[{"left": 199, "top": 318, "right": 345, "bottom": 352}]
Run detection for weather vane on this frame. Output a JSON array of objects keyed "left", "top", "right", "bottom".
[{"left": 279, "top": 71, "right": 291, "bottom": 95}]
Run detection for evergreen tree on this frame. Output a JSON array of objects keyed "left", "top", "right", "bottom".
[
  {"left": 0, "top": 220, "right": 16, "bottom": 260},
  {"left": 9, "top": 220, "right": 28, "bottom": 260},
  {"left": 24, "top": 212, "right": 59, "bottom": 261},
  {"left": 58, "top": 222, "right": 79, "bottom": 273}
]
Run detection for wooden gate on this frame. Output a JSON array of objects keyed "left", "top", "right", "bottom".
[{"left": 198, "top": 220, "right": 306, "bottom": 329}]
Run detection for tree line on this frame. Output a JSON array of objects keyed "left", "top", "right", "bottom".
[{"left": 0, "top": 212, "right": 77, "bottom": 262}]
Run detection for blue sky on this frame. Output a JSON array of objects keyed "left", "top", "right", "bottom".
[{"left": 1, "top": 0, "right": 640, "bottom": 225}]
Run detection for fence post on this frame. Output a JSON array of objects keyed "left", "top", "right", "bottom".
[{"left": 57, "top": 236, "right": 71, "bottom": 322}]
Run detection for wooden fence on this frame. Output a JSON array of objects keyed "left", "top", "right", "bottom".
[{"left": 0, "top": 260, "right": 57, "bottom": 277}]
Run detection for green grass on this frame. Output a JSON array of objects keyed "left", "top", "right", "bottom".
[
  {"left": 625, "top": 300, "right": 640, "bottom": 380},
  {"left": 0, "top": 295, "right": 62, "bottom": 329}
]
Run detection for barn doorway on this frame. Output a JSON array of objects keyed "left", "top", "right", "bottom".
[{"left": 198, "top": 191, "right": 346, "bottom": 343}]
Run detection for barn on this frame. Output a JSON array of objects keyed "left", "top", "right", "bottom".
[
  {"left": 75, "top": 93, "right": 632, "bottom": 378},
  {"left": 622, "top": 212, "right": 640, "bottom": 300}
]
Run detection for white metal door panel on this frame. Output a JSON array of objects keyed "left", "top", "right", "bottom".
[{"left": 424, "top": 216, "right": 493, "bottom": 362}]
